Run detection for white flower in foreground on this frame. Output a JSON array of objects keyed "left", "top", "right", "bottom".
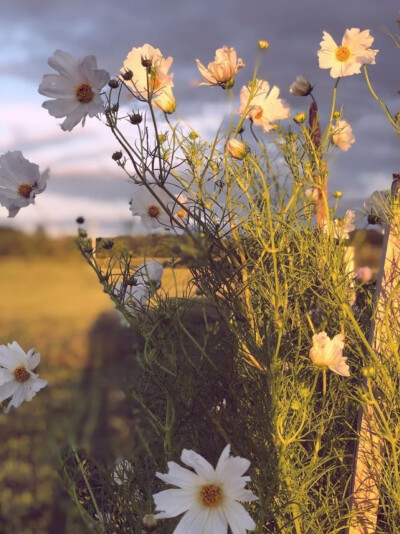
[
  {"left": 153, "top": 444, "right": 258, "bottom": 534},
  {"left": 196, "top": 46, "right": 245, "bottom": 89},
  {"left": 0, "top": 342, "right": 47, "bottom": 413},
  {"left": 38, "top": 50, "right": 110, "bottom": 131},
  {"left": 317, "top": 28, "right": 378, "bottom": 78},
  {"left": 331, "top": 119, "right": 355, "bottom": 151},
  {"left": 121, "top": 43, "right": 174, "bottom": 99},
  {"left": 0, "top": 151, "right": 49, "bottom": 218},
  {"left": 309, "top": 332, "right": 350, "bottom": 376},
  {"left": 323, "top": 210, "right": 356, "bottom": 240},
  {"left": 130, "top": 184, "right": 175, "bottom": 229},
  {"left": 238, "top": 79, "right": 290, "bottom": 132},
  {"left": 114, "top": 260, "right": 164, "bottom": 313}
]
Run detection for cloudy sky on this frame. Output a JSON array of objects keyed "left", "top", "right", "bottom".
[{"left": 0, "top": 0, "right": 399, "bottom": 235}]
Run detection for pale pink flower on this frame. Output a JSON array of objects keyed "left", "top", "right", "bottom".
[
  {"left": 153, "top": 444, "right": 258, "bottom": 533},
  {"left": 153, "top": 86, "right": 177, "bottom": 114},
  {"left": 317, "top": 28, "right": 378, "bottom": 78},
  {"left": 238, "top": 79, "right": 290, "bottom": 132},
  {"left": 331, "top": 120, "right": 355, "bottom": 151},
  {"left": 39, "top": 50, "right": 110, "bottom": 131},
  {"left": 309, "top": 332, "right": 350, "bottom": 376},
  {"left": 355, "top": 266, "right": 373, "bottom": 282},
  {"left": 121, "top": 44, "right": 174, "bottom": 99},
  {"left": 196, "top": 46, "right": 245, "bottom": 89}
]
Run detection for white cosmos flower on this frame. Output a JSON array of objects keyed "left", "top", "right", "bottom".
[
  {"left": 130, "top": 184, "right": 176, "bottom": 230},
  {"left": 331, "top": 119, "right": 355, "bottom": 151},
  {"left": 317, "top": 28, "right": 378, "bottom": 78},
  {"left": 38, "top": 50, "right": 110, "bottom": 131},
  {"left": 309, "top": 332, "right": 350, "bottom": 376},
  {"left": 0, "top": 151, "right": 49, "bottom": 218},
  {"left": 153, "top": 444, "right": 258, "bottom": 534},
  {"left": 113, "top": 260, "right": 164, "bottom": 313},
  {"left": 196, "top": 46, "right": 245, "bottom": 89},
  {"left": 0, "top": 342, "right": 47, "bottom": 413},
  {"left": 238, "top": 79, "right": 290, "bottom": 132}
]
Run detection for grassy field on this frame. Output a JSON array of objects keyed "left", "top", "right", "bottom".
[{"left": 0, "top": 257, "right": 192, "bottom": 534}]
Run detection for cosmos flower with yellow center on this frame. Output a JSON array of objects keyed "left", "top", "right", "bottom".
[{"left": 317, "top": 28, "right": 378, "bottom": 78}]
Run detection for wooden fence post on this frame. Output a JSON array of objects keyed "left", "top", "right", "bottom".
[{"left": 348, "top": 175, "right": 400, "bottom": 533}]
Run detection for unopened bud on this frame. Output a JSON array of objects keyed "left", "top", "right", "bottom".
[
  {"left": 293, "top": 112, "right": 307, "bottom": 124},
  {"left": 333, "top": 110, "right": 342, "bottom": 119},
  {"left": 289, "top": 75, "right": 312, "bottom": 97},
  {"left": 121, "top": 69, "right": 133, "bottom": 81},
  {"left": 112, "top": 151, "right": 123, "bottom": 161},
  {"left": 271, "top": 123, "right": 280, "bottom": 131},
  {"left": 226, "top": 139, "right": 250, "bottom": 160},
  {"left": 222, "top": 78, "right": 235, "bottom": 90},
  {"left": 142, "top": 514, "right": 158, "bottom": 530},
  {"left": 299, "top": 387, "right": 311, "bottom": 399},
  {"left": 103, "top": 240, "right": 114, "bottom": 250},
  {"left": 332, "top": 191, "right": 343, "bottom": 198},
  {"left": 291, "top": 400, "right": 301, "bottom": 411},
  {"left": 157, "top": 133, "right": 168, "bottom": 144},
  {"left": 362, "top": 366, "right": 376, "bottom": 378},
  {"left": 258, "top": 40, "right": 269, "bottom": 49},
  {"left": 76, "top": 216, "right": 85, "bottom": 224},
  {"left": 189, "top": 131, "right": 199, "bottom": 140},
  {"left": 108, "top": 79, "right": 119, "bottom": 89},
  {"left": 141, "top": 57, "right": 152, "bottom": 68},
  {"left": 129, "top": 112, "right": 142, "bottom": 125}
]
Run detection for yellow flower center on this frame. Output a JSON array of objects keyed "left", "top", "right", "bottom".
[
  {"left": 335, "top": 46, "right": 351, "bottom": 63},
  {"left": 14, "top": 365, "right": 30, "bottom": 383},
  {"left": 75, "top": 83, "right": 94, "bottom": 103},
  {"left": 199, "top": 484, "right": 222, "bottom": 508},
  {"left": 18, "top": 183, "right": 33, "bottom": 198},
  {"left": 147, "top": 205, "right": 160, "bottom": 218},
  {"left": 176, "top": 209, "right": 187, "bottom": 219}
]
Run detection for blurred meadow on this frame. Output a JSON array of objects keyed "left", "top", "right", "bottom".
[{"left": 0, "top": 228, "right": 193, "bottom": 534}]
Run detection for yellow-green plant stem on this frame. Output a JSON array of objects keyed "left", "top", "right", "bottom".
[{"left": 363, "top": 65, "right": 399, "bottom": 134}]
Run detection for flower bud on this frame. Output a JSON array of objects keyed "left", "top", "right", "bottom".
[
  {"left": 142, "top": 514, "right": 158, "bottom": 530},
  {"left": 332, "top": 191, "right": 343, "bottom": 198},
  {"left": 129, "top": 112, "right": 142, "bottom": 125},
  {"left": 112, "top": 151, "right": 123, "bottom": 161},
  {"left": 289, "top": 75, "right": 312, "bottom": 96},
  {"left": 76, "top": 216, "right": 85, "bottom": 224},
  {"left": 333, "top": 110, "right": 342, "bottom": 119},
  {"left": 157, "top": 133, "right": 168, "bottom": 144},
  {"left": 226, "top": 139, "right": 250, "bottom": 160},
  {"left": 189, "top": 131, "right": 199, "bottom": 140},
  {"left": 141, "top": 57, "right": 152, "bottom": 68},
  {"left": 258, "top": 40, "right": 269, "bottom": 49},
  {"left": 291, "top": 399, "right": 301, "bottom": 411},
  {"left": 121, "top": 69, "right": 133, "bottom": 81},
  {"left": 362, "top": 366, "right": 376, "bottom": 378},
  {"left": 108, "top": 79, "right": 119, "bottom": 89},
  {"left": 293, "top": 112, "right": 307, "bottom": 124}
]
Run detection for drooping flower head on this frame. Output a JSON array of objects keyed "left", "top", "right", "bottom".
[
  {"left": 153, "top": 444, "right": 258, "bottom": 533},
  {"left": 38, "top": 50, "right": 110, "bottom": 131},
  {"left": 317, "top": 28, "right": 378, "bottom": 78},
  {"left": 0, "top": 151, "right": 49, "bottom": 218},
  {"left": 289, "top": 75, "right": 312, "bottom": 97},
  {"left": 153, "top": 86, "right": 177, "bottom": 114},
  {"left": 309, "top": 332, "right": 350, "bottom": 376},
  {"left": 196, "top": 46, "right": 245, "bottom": 89},
  {"left": 238, "top": 79, "right": 290, "bottom": 132},
  {"left": 121, "top": 44, "right": 174, "bottom": 99},
  {"left": 331, "top": 119, "right": 355, "bottom": 151},
  {"left": 0, "top": 342, "right": 47, "bottom": 413}
]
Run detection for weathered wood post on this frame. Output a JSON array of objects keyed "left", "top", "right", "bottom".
[{"left": 348, "top": 175, "right": 400, "bottom": 533}]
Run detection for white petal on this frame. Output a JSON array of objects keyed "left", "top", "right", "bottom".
[
  {"left": 205, "top": 509, "right": 228, "bottom": 534},
  {"left": 153, "top": 488, "right": 195, "bottom": 517},
  {"left": 156, "top": 461, "right": 200, "bottom": 489},
  {"left": 172, "top": 505, "right": 209, "bottom": 534},
  {"left": 0, "top": 380, "right": 19, "bottom": 402},
  {"left": 38, "top": 74, "right": 75, "bottom": 98},
  {"left": 47, "top": 50, "right": 81, "bottom": 81},
  {"left": 181, "top": 449, "right": 215, "bottom": 481},
  {"left": 27, "top": 350, "right": 40, "bottom": 371},
  {"left": 6, "top": 385, "right": 26, "bottom": 411},
  {"left": 61, "top": 107, "right": 88, "bottom": 132},
  {"left": 223, "top": 499, "right": 256, "bottom": 534},
  {"left": 42, "top": 98, "right": 81, "bottom": 119}
]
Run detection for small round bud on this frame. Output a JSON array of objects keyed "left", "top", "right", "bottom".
[
  {"left": 189, "top": 131, "right": 199, "bottom": 140},
  {"left": 157, "top": 133, "right": 168, "bottom": 144},
  {"left": 112, "top": 151, "right": 123, "bottom": 161},
  {"left": 142, "top": 514, "right": 158, "bottom": 530},
  {"left": 103, "top": 240, "right": 114, "bottom": 250},
  {"left": 289, "top": 75, "right": 312, "bottom": 97},
  {"left": 274, "top": 318, "right": 284, "bottom": 330},
  {"left": 121, "top": 69, "right": 133, "bottom": 81},
  {"left": 76, "top": 216, "right": 85, "bottom": 225},
  {"left": 111, "top": 103, "right": 119, "bottom": 113},
  {"left": 299, "top": 387, "right": 311, "bottom": 399},
  {"left": 332, "top": 191, "right": 343, "bottom": 198},
  {"left": 95, "top": 236, "right": 102, "bottom": 242},
  {"left": 362, "top": 366, "right": 376, "bottom": 379},
  {"left": 223, "top": 78, "right": 235, "bottom": 90},
  {"left": 333, "top": 110, "right": 342, "bottom": 119},
  {"left": 129, "top": 113, "right": 142, "bottom": 125},
  {"left": 258, "top": 40, "right": 269, "bottom": 49},
  {"left": 226, "top": 139, "right": 250, "bottom": 160},
  {"left": 291, "top": 400, "right": 301, "bottom": 411},
  {"left": 108, "top": 79, "right": 119, "bottom": 89},
  {"left": 271, "top": 123, "right": 280, "bottom": 131},
  {"left": 141, "top": 57, "right": 152, "bottom": 68},
  {"left": 293, "top": 112, "right": 307, "bottom": 124}
]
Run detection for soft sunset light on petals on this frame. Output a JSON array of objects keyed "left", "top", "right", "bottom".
[
  {"left": 121, "top": 44, "right": 174, "bottom": 99},
  {"left": 196, "top": 46, "right": 245, "bottom": 89},
  {"left": 317, "top": 28, "right": 378, "bottom": 78},
  {"left": 153, "top": 86, "right": 177, "bottom": 114},
  {"left": 309, "top": 332, "right": 350, "bottom": 376},
  {"left": 153, "top": 445, "right": 257, "bottom": 533},
  {"left": 238, "top": 79, "right": 290, "bottom": 132},
  {"left": 331, "top": 119, "right": 355, "bottom": 151},
  {"left": 39, "top": 50, "right": 110, "bottom": 131}
]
